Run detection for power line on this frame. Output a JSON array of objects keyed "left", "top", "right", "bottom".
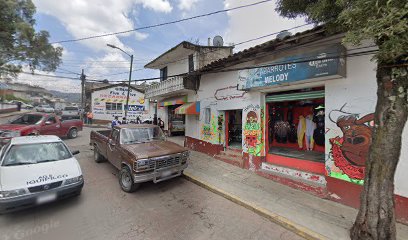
[
  {"left": 50, "top": 0, "right": 274, "bottom": 44},
  {"left": 104, "top": 48, "right": 378, "bottom": 83}
]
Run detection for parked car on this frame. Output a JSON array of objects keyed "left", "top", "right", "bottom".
[
  {"left": 0, "top": 113, "right": 83, "bottom": 146},
  {"left": 90, "top": 124, "right": 189, "bottom": 192},
  {"left": 0, "top": 135, "right": 83, "bottom": 213},
  {"left": 168, "top": 120, "right": 185, "bottom": 136},
  {"left": 36, "top": 105, "right": 54, "bottom": 113},
  {"left": 61, "top": 106, "right": 79, "bottom": 117}
]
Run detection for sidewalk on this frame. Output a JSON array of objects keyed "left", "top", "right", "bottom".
[{"left": 172, "top": 141, "right": 408, "bottom": 239}]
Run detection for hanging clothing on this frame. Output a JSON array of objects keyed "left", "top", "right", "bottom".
[
  {"left": 305, "top": 115, "right": 316, "bottom": 150},
  {"left": 297, "top": 115, "right": 306, "bottom": 148}
]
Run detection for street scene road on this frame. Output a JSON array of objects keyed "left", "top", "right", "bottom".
[{"left": 0, "top": 123, "right": 302, "bottom": 240}]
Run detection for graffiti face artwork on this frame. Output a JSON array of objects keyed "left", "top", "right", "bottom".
[
  {"left": 245, "top": 111, "right": 259, "bottom": 147},
  {"left": 328, "top": 104, "right": 374, "bottom": 181}
]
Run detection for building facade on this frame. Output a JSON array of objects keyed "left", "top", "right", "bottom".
[
  {"left": 90, "top": 83, "right": 151, "bottom": 123},
  {"left": 146, "top": 29, "right": 408, "bottom": 223},
  {"left": 145, "top": 41, "right": 233, "bottom": 135}
]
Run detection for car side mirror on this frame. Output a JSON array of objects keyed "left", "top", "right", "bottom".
[
  {"left": 108, "top": 139, "right": 116, "bottom": 146},
  {"left": 72, "top": 150, "right": 80, "bottom": 155}
]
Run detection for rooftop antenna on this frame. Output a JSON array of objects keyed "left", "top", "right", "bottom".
[{"left": 213, "top": 35, "right": 224, "bottom": 47}]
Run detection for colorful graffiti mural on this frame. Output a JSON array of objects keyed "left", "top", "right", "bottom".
[
  {"left": 243, "top": 104, "right": 265, "bottom": 157},
  {"left": 201, "top": 112, "right": 223, "bottom": 144},
  {"left": 326, "top": 103, "right": 374, "bottom": 184}
]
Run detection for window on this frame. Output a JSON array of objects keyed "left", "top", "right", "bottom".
[
  {"left": 188, "top": 54, "right": 194, "bottom": 72},
  {"left": 160, "top": 67, "right": 168, "bottom": 81},
  {"left": 46, "top": 117, "right": 57, "bottom": 124},
  {"left": 205, "top": 108, "right": 211, "bottom": 124},
  {"left": 106, "top": 102, "right": 123, "bottom": 111},
  {"left": 111, "top": 129, "right": 120, "bottom": 143}
]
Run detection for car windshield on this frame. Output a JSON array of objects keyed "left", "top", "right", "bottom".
[
  {"left": 10, "top": 114, "right": 43, "bottom": 125},
  {"left": 2, "top": 142, "right": 72, "bottom": 166},
  {"left": 121, "top": 127, "right": 165, "bottom": 144},
  {"left": 43, "top": 105, "right": 51, "bottom": 108}
]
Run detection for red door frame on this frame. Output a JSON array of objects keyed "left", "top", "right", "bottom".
[
  {"left": 265, "top": 103, "right": 270, "bottom": 155},
  {"left": 225, "top": 111, "right": 229, "bottom": 148}
]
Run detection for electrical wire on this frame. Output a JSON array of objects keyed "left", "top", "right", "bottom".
[{"left": 50, "top": 0, "right": 274, "bottom": 44}]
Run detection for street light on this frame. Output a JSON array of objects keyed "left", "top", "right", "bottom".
[{"left": 106, "top": 44, "right": 133, "bottom": 118}]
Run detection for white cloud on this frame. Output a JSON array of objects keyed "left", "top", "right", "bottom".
[
  {"left": 16, "top": 67, "right": 81, "bottom": 93},
  {"left": 178, "top": 0, "right": 199, "bottom": 11},
  {"left": 33, "top": 0, "right": 172, "bottom": 52},
  {"left": 85, "top": 53, "right": 130, "bottom": 79},
  {"left": 223, "top": 0, "right": 312, "bottom": 51}
]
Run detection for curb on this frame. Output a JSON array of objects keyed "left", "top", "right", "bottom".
[{"left": 183, "top": 172, "right": 327, "bottom": 240}]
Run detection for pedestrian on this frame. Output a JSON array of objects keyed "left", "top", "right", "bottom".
[
  {"left": 87, "top": 111, "right": 94, "bottom": 125},
  {"left": 111, "top": 116, "right": 120, "bottom": 128},
  {"left": 83, "top": 110, "right": 88, "bottom": 124},
  {"left": 158, "top": 117, "right": 165, "bottom": 130},
  {"left": 16, "top": 101, "right": 22, "bottom": 111},
  {"left": 121, "top": 117, "right": 127, "bottom": 125},
  {"left": 136, "top": 116, "right": 141, "bottom": 124}
]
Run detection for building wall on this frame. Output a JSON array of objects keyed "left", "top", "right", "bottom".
[
  {"left": 91, "top": 86, "right": 150, "bottom": 122},
  {"left": 167, "top": 60, "right": 188, "bottom": 77}
]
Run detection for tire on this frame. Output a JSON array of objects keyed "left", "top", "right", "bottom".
[
  {"left": 68, "top": 128, "right": 78, "bottom": 139},
  {"left": 93, "top": 147, "right": 104, "bottom": 163},
  {"left": 119, "top": 167, "right": 140, "bottom": 193}
]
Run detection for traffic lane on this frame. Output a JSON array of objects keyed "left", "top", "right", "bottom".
[
  {"left": 0, "top": 127, "right": 303, "bottom": 240},
  {"left": 0, "top": 147, "right": 302, "bottom": 240}
]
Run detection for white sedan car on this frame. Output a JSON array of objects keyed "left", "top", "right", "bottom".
[
  {"left": 36, "top": 105, "right": 54, "bottom": 113},
  {"left": 0, "top": 135, "right": 84, "bottom": 213}
]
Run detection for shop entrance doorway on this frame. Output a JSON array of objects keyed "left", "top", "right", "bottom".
[
  {"left": 168, "top": 104, "right": 185, "bottom": 136},
  {"left": 266, "top": 88, "right": 325, "bottom": 164},
  {"left": 226, "top": 110, "right": 242, "bottom": 149}
]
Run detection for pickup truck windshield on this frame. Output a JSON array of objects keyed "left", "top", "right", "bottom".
[
  {"left": 121, "top": 127, "right": 165, "bottom": 144},
  {"left": 10, "top": 114, "right": 43, "bottom": 125},
  {"left": 2, "top": 142, "right": 72, "bottom": 166}
]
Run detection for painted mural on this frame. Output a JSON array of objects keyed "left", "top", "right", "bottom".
[
  {"left": 200, "top": 112, "right": 223, "bottom": 144},
  {"left": 91, "top": 86, "right": 149, "bottom": 121},
  {"left": 326, "top": 103, "right": 374, "bottom": 184},
  {"left": 243, "top": 104, "right": 265, "bottom": 157}
]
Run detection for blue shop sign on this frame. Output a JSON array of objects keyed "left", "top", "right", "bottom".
[
  {"left": 127, "top": 105, "right": 145, "bottom": 112},
  {"left": 238, "top": 44, "right": 346, "bottom": 90}
]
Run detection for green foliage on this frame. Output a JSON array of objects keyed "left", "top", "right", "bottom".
[
  {"left": 0, "top": 0, "right": 62, "bottom": 78},
  {"left": 276, "top": 0, "right": 408, "bottom": 63},
  {"left": 3, "top": 94, "right": 29, "bottom": 103}
]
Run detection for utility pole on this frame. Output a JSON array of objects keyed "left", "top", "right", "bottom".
[
  {"left": 80, "top": 69, "right": 86, "bottom": 112},
  {"left": 125, "top": 54, "right": 133, "bottom": 118}
]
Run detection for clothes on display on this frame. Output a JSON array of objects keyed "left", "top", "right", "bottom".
[
  {"left": 297, "top": 115, "right": 306, "bottom": 149},
  {"left": 313, "top": 105, "right": 325, "bottom": 146},
  {"left": 305, "top": 115, "right": 316, "bottom": 150}
]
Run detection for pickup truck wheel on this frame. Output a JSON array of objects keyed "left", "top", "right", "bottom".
[
  {"left": 68, "top": 128, "right": 78, "bottom": 139},
  {"left": 94, "top": 148, "right": 104, "bottom": 163},
  {"left": 119, "top": 167, "right": 140, "bottom": 193}
]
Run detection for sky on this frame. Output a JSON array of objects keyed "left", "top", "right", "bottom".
[{"left": 16, "top": 0, "right": 310, "bottom": 93}]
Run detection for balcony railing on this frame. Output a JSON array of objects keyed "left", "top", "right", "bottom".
[{"left": 145, "top": 76, "right": 185, "bottom": 99}]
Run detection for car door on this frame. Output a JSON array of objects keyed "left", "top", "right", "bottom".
[
  {"left": 107, "top": 129, "right": 121, "bottom": 169},
  {"left": 39, "top": 116, "right": 61, "bottom": 135}
]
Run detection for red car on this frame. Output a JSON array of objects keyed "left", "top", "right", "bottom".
[{"left": 0, "top": 113, "right": 83, "bottom": 145}]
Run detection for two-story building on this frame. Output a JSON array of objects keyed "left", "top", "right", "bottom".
[
  {"left": 144, "top": 41, "right": 233, "bottom": 136},
  {"left": 145, "top": 27, "right": 408, "bottom": 223}
]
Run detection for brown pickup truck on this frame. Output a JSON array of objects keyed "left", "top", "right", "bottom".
[{"left": 90, "top": 124, "right": 189, "bottom": 192}]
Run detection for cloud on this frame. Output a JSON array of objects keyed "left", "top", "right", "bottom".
[
  {"left": 33, "top": 0, "right": 172, "bottom": 52},
  {"left": 223, "top": 0, "right": 311, "bottom": 51},
  {"left": 178, "top": 0, "right": 199, "bottom": 11}
]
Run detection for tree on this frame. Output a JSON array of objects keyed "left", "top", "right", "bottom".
[
  {"left": 275, "top": 1, "right": 408, "bottom": 239},
  {"left": 0, "top": 0, "right": 62, "bottom": 78}
]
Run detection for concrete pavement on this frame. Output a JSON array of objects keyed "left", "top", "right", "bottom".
[{"left": 166, "top": 137, "right": 408, "bottom": 240}]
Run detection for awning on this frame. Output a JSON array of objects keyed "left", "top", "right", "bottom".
[
  {"left": 175, "top": 102, "right": 200, "bottom": 115},
  {"left": 265, "top": 90, "right": 324, "bottom": 103},
  {"left": 159, "top": 95, "right": 188, "bottom": 107}
]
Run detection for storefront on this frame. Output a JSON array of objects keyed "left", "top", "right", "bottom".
[
  {"left": 90, "top": 83, "right": 150, "bottom": 123},
  {"left": 158, "top": 95, "right": 188, "bottom": 135}
]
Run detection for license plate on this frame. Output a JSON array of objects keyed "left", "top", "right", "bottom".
[
  {"left": 161, "top": 170, "right": 173, "bottom": 178},
  {"left": 36, "top": 193, "right": 57, "bottom": 205}
]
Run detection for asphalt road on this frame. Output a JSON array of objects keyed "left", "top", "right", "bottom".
[{"left": 0, "top": 120, "right": 303, "bottom": 240}]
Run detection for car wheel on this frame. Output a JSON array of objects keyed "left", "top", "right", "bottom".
[
  {"left": 93, "top": 147, "right": 104, "bottom": 163},
  {"left": 119, "top": 167, "right": 140, "bottom": 193},
  {"left": 68, "top": 128, "right": 78, "bottom": 139}
]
